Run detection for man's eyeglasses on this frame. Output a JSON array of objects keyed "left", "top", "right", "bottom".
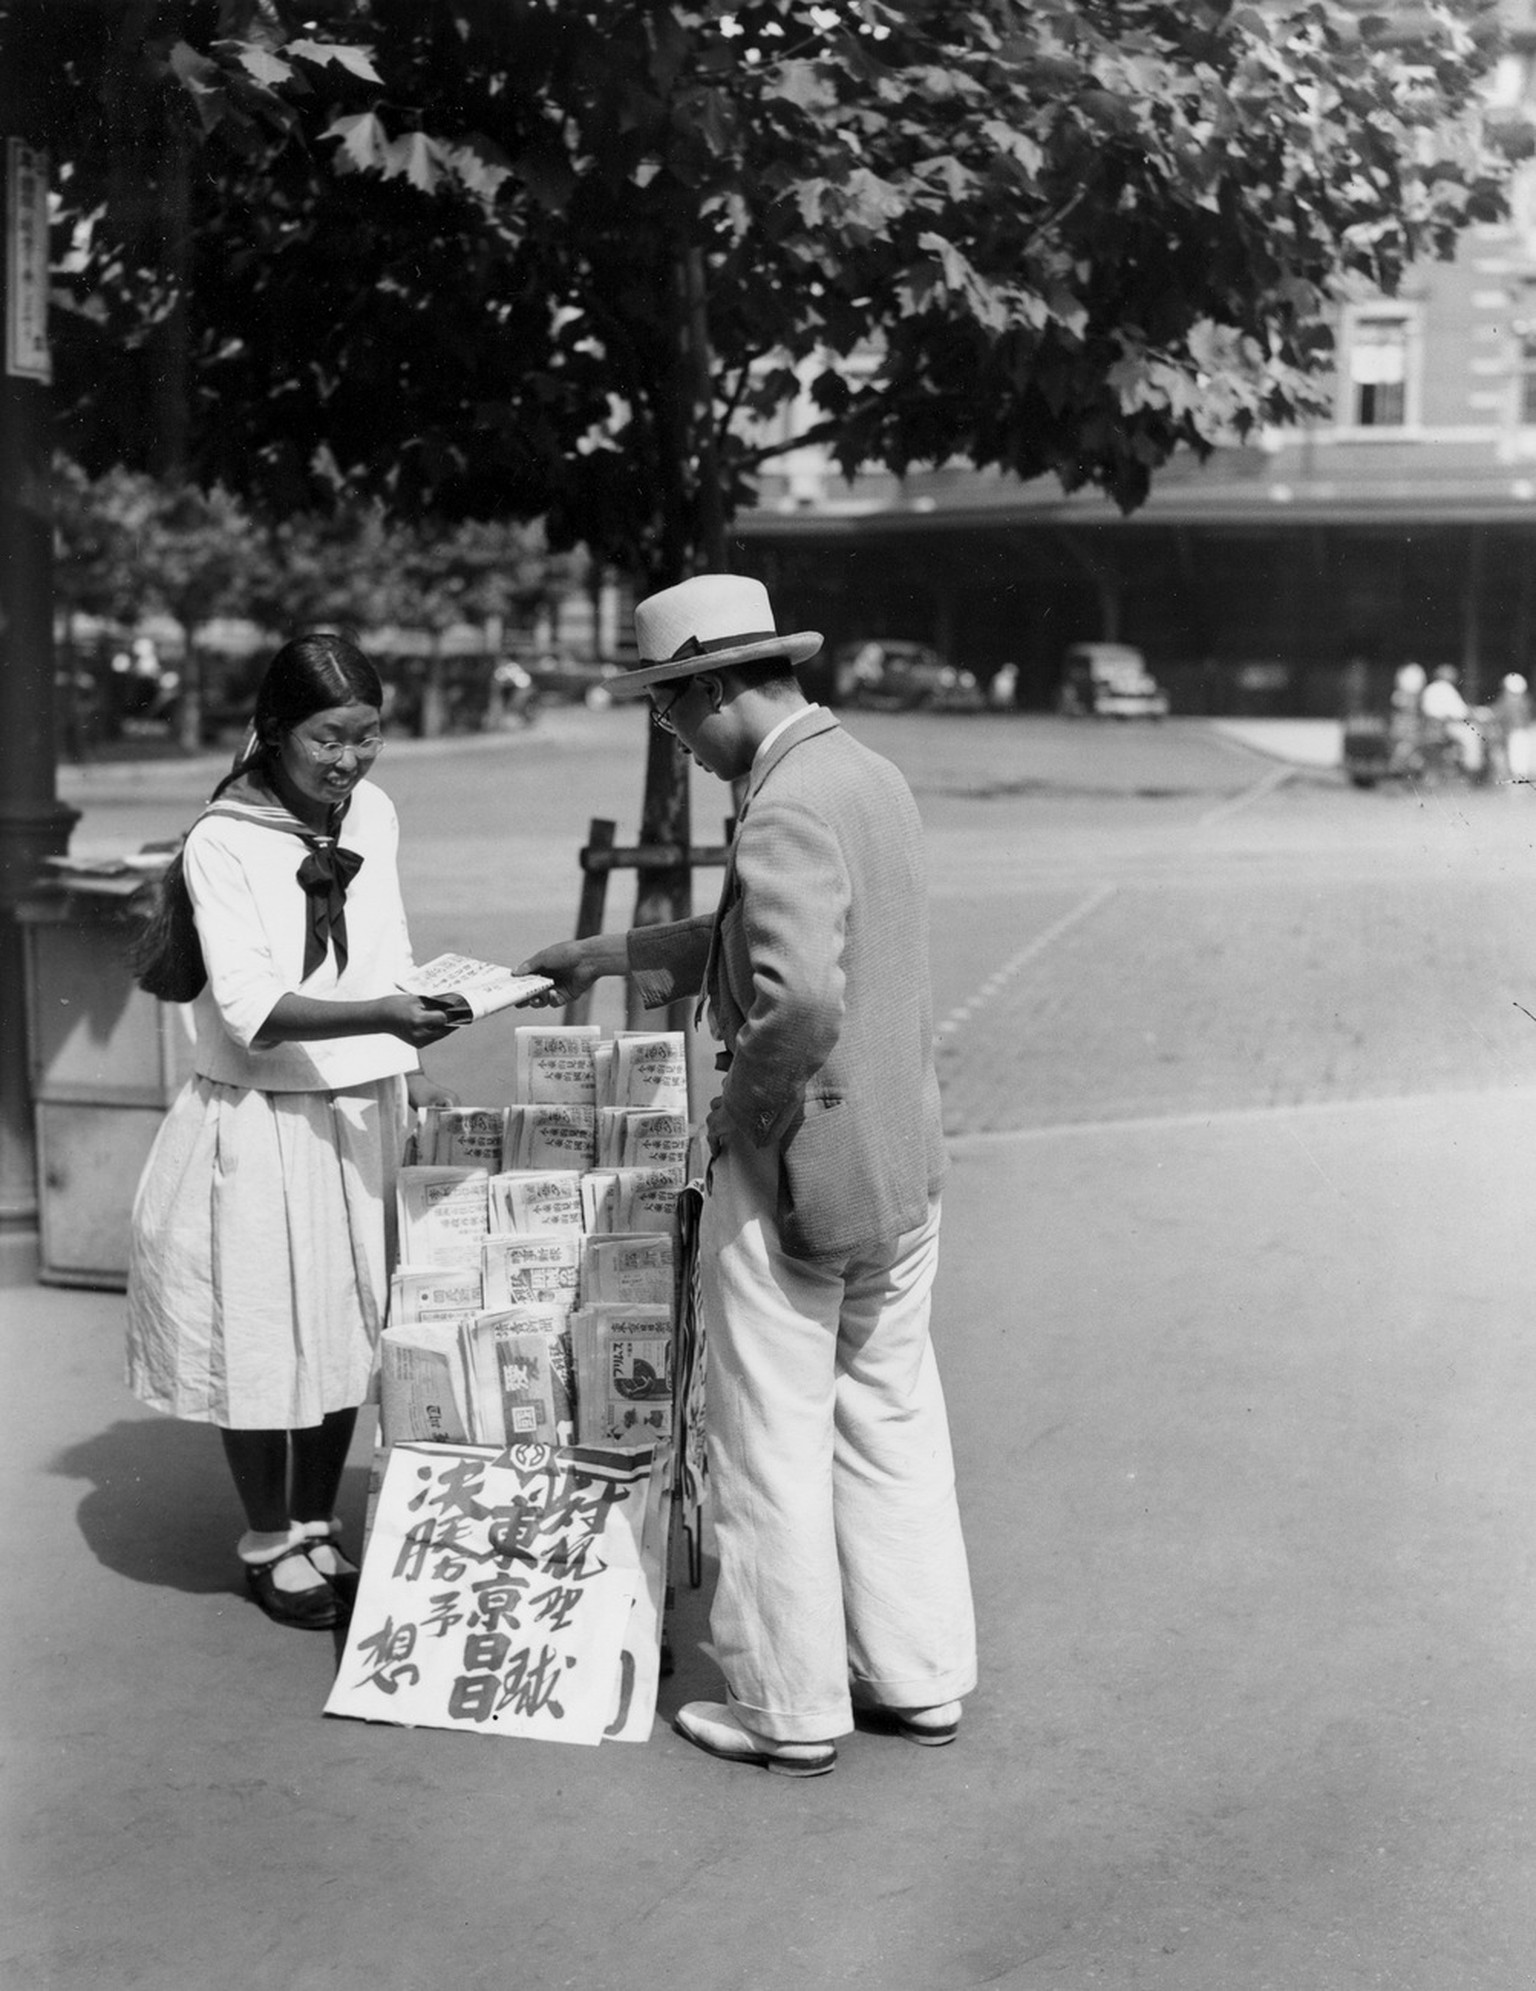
[
  {"left": 298, "top": 735, "right": 385, "bottom": 766},
  {"left": 649, "top": 684, "right": 688, "bottom": 734}
]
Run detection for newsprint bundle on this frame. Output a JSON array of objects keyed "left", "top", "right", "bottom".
[{"left": 324, "top": 1025, "right": 707, "bottom": 1748}]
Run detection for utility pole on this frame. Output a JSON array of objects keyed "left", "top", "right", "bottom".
[{"left": 0, "top": 103, "right": 77, "bottom": 1283}]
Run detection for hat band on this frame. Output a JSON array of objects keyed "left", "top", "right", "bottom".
[{"left": 649, "top": 628, "right": 780, "bottom": 665}]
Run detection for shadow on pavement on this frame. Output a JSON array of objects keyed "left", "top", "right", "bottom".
[
  {"left": 49, "top": 1404, "right": 728, "bottom": 1723},
  {"left": 47, "top": 1420, "right": 382, "bottom": 1601}
]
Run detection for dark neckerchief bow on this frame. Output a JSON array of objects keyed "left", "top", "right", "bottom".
[
  {"left": 296, "top": 839, "right": 364, "bottom": 978},
  {"left": 198, "top": 775, "right": 364, "bottom": 979}
]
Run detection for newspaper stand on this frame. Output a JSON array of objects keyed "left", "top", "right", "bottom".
[
  {"left": 332, "top": 1018, "right": 708, "bottom": 1746},
  {"left": 17, "top": 864, "right": 193, "bottom": 1288}
]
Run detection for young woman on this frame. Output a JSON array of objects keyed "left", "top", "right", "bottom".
[{"left": 127, "top": 631, "right": 458, "bottom": 1629}]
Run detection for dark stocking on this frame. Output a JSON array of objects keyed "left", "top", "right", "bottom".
[
  {"left": 220, "top": 1428, "right": 290, "bottom": 1534},
  {"left": 290, "top": 1407, "right": 359, "bottom": 1525}
]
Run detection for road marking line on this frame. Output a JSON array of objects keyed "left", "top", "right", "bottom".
[
  {"left": 935, "top": 756, "right": 1289, "bottom": 1054},
  {"left": 943, "top": 1080, "right": 1536, "bottom": 1147},
  {"left": 934, "top": 882, "right": 1117, "bottom": 1044},
  {"left": 1194, "top": 762, "right": 1295, "bottom": 829}
]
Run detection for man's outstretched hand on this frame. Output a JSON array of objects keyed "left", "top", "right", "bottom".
[{"left": 514, "top": 933, "right": 627, "bottom": 1008}]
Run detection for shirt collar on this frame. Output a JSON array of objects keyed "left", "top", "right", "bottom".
[{"left": 753, "top": 704, "right": 824, "bottom": 775}]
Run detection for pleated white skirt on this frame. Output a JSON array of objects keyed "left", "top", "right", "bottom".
[{"left": 126, "top": 1074, "right": 407, "bottom": 1430}]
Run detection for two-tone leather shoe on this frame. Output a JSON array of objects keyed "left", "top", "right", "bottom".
[
  {"left": 890, "top": 1700, "right": 962, "bottom": 1746},
  {"left": 674, "top": 1701, "right": 837, "bottom": 1777},
  {"left": 856, "top": 1698, "right": 963, "bottom": 1746}
]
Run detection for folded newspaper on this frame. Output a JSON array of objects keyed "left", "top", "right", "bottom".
[
  {"left": 396, "top": 1165, "right": 493, "bottom": 1269},
  {"left": 401, "top": 953, "right": 553, "bottom": 1023},
  {"left": 515, "top": 1025, "right": 601, "bottom": 1105},
  {"left": 415, "top": 1105, "right": 509, "bottom": 1168},
  {"left": 460, "top": 1307, "right": 576, "bottom": 1446}
]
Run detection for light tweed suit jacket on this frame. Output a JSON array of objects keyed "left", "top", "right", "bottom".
[{"left": 628, "top": 708, "right": 945, "bottom": 1261}]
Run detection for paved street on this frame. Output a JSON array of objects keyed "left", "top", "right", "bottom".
[
  {"left": 61, "top": 708, "right": 1536, "bottom": 1124},
  {"left": 9, "top": 711, "right": 1536, "bottom": 1989}
]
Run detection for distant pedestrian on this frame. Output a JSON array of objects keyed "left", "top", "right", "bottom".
[
  {"left": 126, "top": 631, "right": 460, "bottom": 1629},
  {"left": 1387, "top": 662, "right": 1428, "bottom": 774},
  {"left": 1392, "top": 661, "right": 1427, "bottom": 715},
  {"left": 1492, "top": 673, "right": 1533, "bottom": 784},
  {"left": 1419, "top": 664, "right": 1480, "bottom": 776},
  {"left": 518, "top": 573, "right": 976, "bottom": 1777}
]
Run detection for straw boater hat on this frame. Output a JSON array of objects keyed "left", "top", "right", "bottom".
[{"left": 607, "top": 574, "right": 823, "bottom": 694}]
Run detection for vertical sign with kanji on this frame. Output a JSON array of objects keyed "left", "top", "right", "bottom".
[
  {"left": 5, "top": 140, "right": 50, "bottom": 384},
  {"left": 326, "top": 1439, "right": 667, "bottom": 1745}
]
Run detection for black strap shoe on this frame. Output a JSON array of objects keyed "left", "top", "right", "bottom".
[{"left": 245, "top": 1543, "right": 339, "bottom": 1630}]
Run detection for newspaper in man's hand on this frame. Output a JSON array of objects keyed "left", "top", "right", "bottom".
[{"left": 401, "top": 953, "right": 553, "bottom": 1024}]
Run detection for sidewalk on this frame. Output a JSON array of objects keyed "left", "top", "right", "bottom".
[{"left": 6, "top": 1085, "right": 1534, "bottom": 1990}]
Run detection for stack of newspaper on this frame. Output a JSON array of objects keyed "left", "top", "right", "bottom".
[{"left": 382, "top": 1025, "right": 690, "bottom": 1454}]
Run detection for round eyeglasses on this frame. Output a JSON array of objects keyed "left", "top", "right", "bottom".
[
  {"left": 649, "top": 685, "right": 688, "bottom": 734},
  {"left": 298, "top": 734, "right": 385, "bottom": 766}
]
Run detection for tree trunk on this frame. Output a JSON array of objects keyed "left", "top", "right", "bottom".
[
  {"left": 176, "top": 623, "right": 202, "bottom": 755},
  {"left": 150, "top": 116, "right": 191, "bottom": 481},
  {"left": 624, "top": 244, "right": 722, "bottom": 1026},
  {"left": 420, "top": 637, "right": 448, "bottom": 739},
  {"left": 684, "top": 246, "right": 727, "bottom": 574}
]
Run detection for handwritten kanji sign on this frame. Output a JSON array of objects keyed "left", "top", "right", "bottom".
[
  {"left": 327, "top": 1439, "right": 665, "bottom": 1745},
  {"left": 5, "top": 141, "right": 50, "bottom": 384}
]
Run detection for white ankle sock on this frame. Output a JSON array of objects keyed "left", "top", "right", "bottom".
[
  {"left": 237, "top": 1528, "right": 295, "bottom": 1566},
  {"left": 237, "top": 1526, "right": 328, "bottom": 1595},
  {"left": 292, "top": 1517, "right": 356, "bottom": 1579}
]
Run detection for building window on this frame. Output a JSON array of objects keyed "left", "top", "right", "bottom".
[
  {"left": 1345, "top": 311, "right": 1412, "bottom": 428},
  {"left": 1518, "top": 331, "right": 1536, "bottom": 425}
]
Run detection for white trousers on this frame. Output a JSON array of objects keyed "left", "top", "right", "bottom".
[{"left": 700, "top": 1138, "right": 977, "bottom": 1742}]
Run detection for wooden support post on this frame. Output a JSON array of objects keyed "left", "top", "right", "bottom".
[
  {"left": 564, "top": 818, "right": 617, "bottom": 1025},
  {"left": 564, "top": 816, "right": 733, "bottom": 1029}
]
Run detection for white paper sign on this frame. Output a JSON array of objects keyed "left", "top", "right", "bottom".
[
  {"left": 326, "top": 1439, "right": 662, "bottom": 1745},
  {"left": 6, "top": 141, "right": 50, "bottom": 384}
]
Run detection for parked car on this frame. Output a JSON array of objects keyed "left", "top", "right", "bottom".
[
  {"left": 833, "top": 639, "right": 983, "bottom": 712},
  {"left": 1057, "top": 643, "right": 1170, "bottom": 719}
]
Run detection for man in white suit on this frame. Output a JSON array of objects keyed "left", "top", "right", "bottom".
[{"left": 520, "top": 574, "right": 976, "bottom": 1776}]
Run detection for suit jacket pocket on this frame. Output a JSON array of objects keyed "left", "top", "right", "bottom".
[{"left": 778, "top": 1092, "right": 848, "bottom": 1257}]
